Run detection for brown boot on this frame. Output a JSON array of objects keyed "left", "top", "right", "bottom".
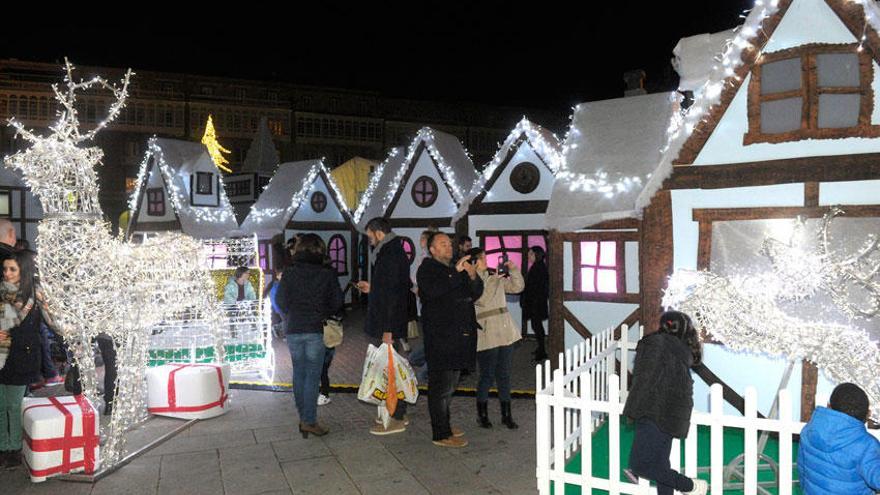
[
  {"left": 432, "top": 436, "right": 468, "bottom": 448},
  {"left": 298, "top": 422, "right": 329, "bottom": 438}
]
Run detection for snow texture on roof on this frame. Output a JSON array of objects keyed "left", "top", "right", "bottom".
[
  {"left": 137, "top": 137, "right": 240, "bottom": 239},
  {"left": 547, "top": 92, "right": 678, "bottom": 232},
  {"left": 240, "top": 117, "right": 279, "bottom": 175},
  {"left": 453, "top": 118, "right": 562, "bottom": 223},
  {"left": 673, "top": 29, "right": 738, "bottom": 92},
  {"left": 636, "top": 0, "right": 880, "bottom": 214},
  {"left": 353, "top": 127, "right": 476, "bottom": 231},
  {"left": 240, "top": 159, "right": 351, "bottom": 238}
]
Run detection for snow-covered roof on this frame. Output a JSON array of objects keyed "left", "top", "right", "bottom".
[
  {"left": 546, "top": 92, "right": 678, "bottom": 232},
  {"left": 672, "top": 29, "right": 738, "bottom": 92},
  {"left": 453, "top": 118, "right": 562, "bottom": 223},
  {"left": 129, "top": 137, "right": 240, "bottom": 239},
  {"left": 636, "top": 0, "right": 880, "bottom": 213},
  {"left": 240, "top": 117, "right": 279, "bottom": 175},
  {"left": 239, "top": 159, "right": 352, "bottom": 238},
  {"left": 352, "top": 127, "right": 476, "bottom": 230}
]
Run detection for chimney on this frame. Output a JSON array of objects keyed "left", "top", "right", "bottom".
[{"left": 623, "top": 69, "right": 647, "bottom": 97}]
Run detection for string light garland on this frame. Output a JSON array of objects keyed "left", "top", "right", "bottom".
[
  {"left": 201, "top": 115, "right": 233, "bottom": 173},
  {"left": 5, "top": 60, "right": 226, "bottom": 466},
  {"left": 664, "top": 208, "right": 880, "bottom": 421}
]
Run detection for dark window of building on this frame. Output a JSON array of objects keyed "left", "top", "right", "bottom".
[
  {"left": 411, "top": 176, "right": 438, "bottom": 208},
  {"left": 509, "top": 162, "right": 541, "bottom": 194},
  {"left": 147, "top": 188, "right": 165, "bottom": 216},
  {"left": 196, "top": 172, "right": 213, "bottom": 195},
  {"left": 310, "top": 191, "right": 327, "bottom": 213}
]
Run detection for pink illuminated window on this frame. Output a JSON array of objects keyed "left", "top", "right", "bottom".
[
  {"left": 400, "top": 236, "right": 416, "bottom": 264},
  {"left": 258, "top": 241, "right": 270, "bottom": 271},
  {"left": 479, "top": 231, "right": 547, "bottom": 271},
  {"left": 328, "top": 235, "right": 347, "bottom": 274},
  {"left": 579, "top": 241, "right": 618, "bottom": 293}
]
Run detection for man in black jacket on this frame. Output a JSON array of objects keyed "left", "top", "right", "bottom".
[
  {"left": 356, "top": 217, "right": 413, "bottom": 435},
  {"left": 417, "top": 232, "right": 483, "bottom": 448}
]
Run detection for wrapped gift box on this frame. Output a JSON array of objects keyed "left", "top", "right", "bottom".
[
  {"left": 22, "top": 395, "right": 100, "bottom": 483},
  {"left": 147, "top": 363, "right": 230, "bottom": 420}
]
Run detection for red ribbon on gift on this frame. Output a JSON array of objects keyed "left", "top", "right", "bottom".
[
  {"left": 23, "top": 395, "right": 98, "bottom": 477},
  {"left": 148, "top": 364, "right": 228, "bottom": 414}
]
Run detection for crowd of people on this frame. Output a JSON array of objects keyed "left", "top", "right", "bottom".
[{"left": 268, "top": 217, "right": 550, "bottom": 448}]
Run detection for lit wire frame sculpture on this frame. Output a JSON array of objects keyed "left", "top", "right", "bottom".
[
  {"left": 4, "top": 59, "right": 226, "bottom": 467},
  {"left": 664, "top": 208, "right": 880, "bottom": 421}
]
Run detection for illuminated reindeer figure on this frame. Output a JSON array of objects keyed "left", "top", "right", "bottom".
[{"left": 5, "top": 60, "right": 225, "bottom": 466}]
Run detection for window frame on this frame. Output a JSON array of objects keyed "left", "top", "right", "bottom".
[
  {"left": 476, "top": 230, "right": 548, "bottom": 273},
  {"left": 310, "top": 191, "right": 328, "bottom": 213},
  {"left": 146, "top": 187, "right": 166, "bottom": 217},
  {"left": 509, "top": 161, "right": 541, "bottom": 194},
  {"left": 411, "top": 175, "right": 438, "bottom": 208},
  {"left": 745, "top": 43, "right": 880, "bottom": 144},
  {"left": 327, "top": 234, "right": 348, "bottom": 275},
  {"left": 559, "top": 231, "right": 638, "bottom": 304},
  {"left": 195, "top": 172, "right": 214, "bottom": 195}
]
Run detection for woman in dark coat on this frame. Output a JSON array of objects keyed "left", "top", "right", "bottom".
[
  {"left": 622, "top": 311, "right": 707, "bottom": 495},
  {"left": 276, "top": 234, "right": 343, "bottom": 438},
  {"left": 521, "top": 246, "right": 549, "bottom": 361},
  {"left": 0, "top": 250, "right": 43, "bottom": 468}
]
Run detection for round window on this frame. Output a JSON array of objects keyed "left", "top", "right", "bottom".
[
  {"left": 509, "top": 162, "right": 541, "bottom": 194},
  {"left": 411, "top": 176, "right": 438, "bottom": 208},
  {"left": 310, "top": 191, "right": 327, "bottom": 213}
]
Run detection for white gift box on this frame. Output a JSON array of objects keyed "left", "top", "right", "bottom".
[
  {"left": 147, "top": 363, "right": 230, "bottom": 420},
  {"left": 21, "top": 395, "right": 100, "bottom": 483}
]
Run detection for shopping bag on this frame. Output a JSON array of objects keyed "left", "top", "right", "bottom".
[{"left": 356, "top": 343, "right": 419, "bottom": 407}]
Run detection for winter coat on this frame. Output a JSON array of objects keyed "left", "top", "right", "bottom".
[
  {"left": 223, "top": 277, "right": 256, "bottom": 304},
  {"left": 276, "top": 252, "right": 344, "bottom": 334},
  {"left": 521, "top": 261, "right": 549, "bottom": 321},
  {"left": 416, "top": 257, "right": 483, "bottom": 371},
  {"left": 475, "top": 267, "right": 524, "bottom": 352},
  {"left": 0, "top": 307, "right": 42, "bottom": 386},
  {"left": 798, "top": 406, "right": 880, "bottom": 495},
  {"left": 622, "top": 332, "right": 695, "bottom": 439},
  {"left": 364, "top": 235, "right": 412, "bottom": 339}
]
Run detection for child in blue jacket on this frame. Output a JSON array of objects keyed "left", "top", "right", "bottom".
[{"left": 798, "top": 383, "right": 880, "bottom": 495}]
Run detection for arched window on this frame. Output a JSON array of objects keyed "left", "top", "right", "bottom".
[
  {"left": 328, "top": 234, "right": 347, "bottom": 274},
  {"left": 310, "top": 191, "right": 327, "bottom": 213},
  {"left": 400, "top": 236, "right": 416, "bottom": 265},
  {"left": 411, "top": 176, "right": 438, "bottom": 208}
]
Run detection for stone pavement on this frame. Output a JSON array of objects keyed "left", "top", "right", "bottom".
[
  {"left": 0, "top": 388, "right": 538, "bottom": 494},
  {"left": 268, "top": 305, "right": 542, "bottom": 393}
]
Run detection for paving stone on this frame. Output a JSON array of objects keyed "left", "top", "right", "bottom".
[
  {"left": 157, "top": 451, "right": 223, "bottom": 495},
  {"left": 354, "top": 470, "right": 430, "bottom": 495},
  {"left": 271, "top": 438, "right": 332, "bottom": 463},
  {"left": 280, "top": 457, "right": 359, "bottom": 495},
  {"left": 333, "top": 444, "right": 403, "bottom": 481},
  {"left": 220, "top": 443, "right": 289, "bottom": 495},
  {"left": 91, "top": 455, "right": 161, "bottom": 495},
  {"left": 146, "top": 428, "right": 256, "bottom": 457}
]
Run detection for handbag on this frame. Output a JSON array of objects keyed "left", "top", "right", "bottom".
[{"left": 323, "top": 318, "right": 343, "bottom": 348}]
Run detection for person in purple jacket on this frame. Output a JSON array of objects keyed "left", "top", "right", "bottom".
[{"left": 798, "top": 382, "right": 880, "bottom": 495}]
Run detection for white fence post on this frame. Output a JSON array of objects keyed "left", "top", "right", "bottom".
[
  {"left": 778, "top": 389, "right": 793, "bottom": 495},
  {"left": 609, "top": 374, "right": 621, "bottom": 495},
  {"left": 536, "top": 363, "right": 550, "bottom": 495},
  {"left": 580, "top": 370, "right": 593, "bottom": 492},
  {"left": 744, "top": 387, "right": 758, "bottom": 494},
  {"left": 710, "top": 384, "right": 723, "bottom": 495},
  {"left": 553, "top": 367, "right": 566, "bottom": 482}
]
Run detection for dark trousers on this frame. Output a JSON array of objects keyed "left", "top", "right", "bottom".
[
  {"left": 320, "top": 347, "right": 334, "bottom": 396},
  {"left": 531, "top": 317, "right": 547, "bottom": 357},
  {"left": 427, "top": 368, "right": 460, "bottom": 441},
  {"left": 39, "top": 324, "right": 58, "bottom": 379},
  {"left": 628, "top": 418, "right": 694, "bottom": 495},
  {"left": 96, "top": 335, "right": 117, "bottom": 406},
  {"left": 476, "top": 344, "right": 513, "bottom": 402},
  {"left": 370, "top": 338, "right": 407, "bottom": 420}
]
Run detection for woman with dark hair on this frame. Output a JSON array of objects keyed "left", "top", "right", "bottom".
[
  {"left": 521, "top": 245, "right": 549, "bottom": 361},
  {"left": 0, "top": 250, "right": 43, "bottom": 468},
  {"left": 623, "top": 310, "right": 707, "bottom": 495},
  {"left": 276, "top": 234, "right": 343, "bottom": 438},
  {"left": 223, "top": 266, "right": 256, "bottom": 304}
]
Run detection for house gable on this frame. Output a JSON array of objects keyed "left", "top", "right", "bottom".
[
  {"left": 135, "top": 157, "right": 178, "bottom": 224},
  {"left": 289, "top": 171, "right": 347, "bottom": 224},
  {"left": 477, "top": 137, "right": 555, "bottom": 204},
  {"left": 386, "top": 144, "right": 458, "bottom": 219},
  {"left": 676, "top": 0, "right": 880, "bottom": 167}
]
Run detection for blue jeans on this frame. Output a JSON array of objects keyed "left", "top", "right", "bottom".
[
  {"left": 286, "top": 333, "right": 325, "bottom": 425},
  {"left": 477, "top": 344, "right": 513, "bottom": 402}
]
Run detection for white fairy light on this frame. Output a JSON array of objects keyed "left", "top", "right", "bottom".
[
  {"left": 247, "top": 158, "right": 349, "bottom": 225},
  {"left": 352, "top": 147, "right": 401, "bottom": 224},
  {"left": 664, "top": 208, "right": 880, "bottom": 421},
  {"left": 5, "top": 61, "right": 226, "bottom": 467}
]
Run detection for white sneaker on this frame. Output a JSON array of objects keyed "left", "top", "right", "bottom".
[
  {"left": 317, "top": 394, "right": 331, "bottom": 406},
  {"left": 684, "top": 479, "right": 708, "bottom": 495}
]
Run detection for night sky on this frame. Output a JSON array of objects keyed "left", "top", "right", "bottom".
[{"left": 2, "top": 1, "right": 754, "bottom": 114}]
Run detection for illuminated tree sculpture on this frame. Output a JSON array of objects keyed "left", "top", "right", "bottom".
[
  {"left": 201, "top": 115, "right": 233, "bottom": 173},
  {"left": 5, "top": 59, "right": 225, "bottom": 467}
]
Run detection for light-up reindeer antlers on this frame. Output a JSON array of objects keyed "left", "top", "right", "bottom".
[{"left": 8, "top": 58, "right": 133, "bottom": 145}]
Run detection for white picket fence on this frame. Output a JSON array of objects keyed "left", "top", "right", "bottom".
[{"left": 535, "top": 324, "right": 880, "bottom": 495}]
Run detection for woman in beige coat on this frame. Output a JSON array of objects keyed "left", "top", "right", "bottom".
[{"left": 470, "top": 247, "right": 524, "bottom": 429}]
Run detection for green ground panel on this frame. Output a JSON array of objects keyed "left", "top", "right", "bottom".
[
  {"left": 553, "top": 417, "right": 801, "bottom": 495},
  {"left": 148, "top": 344, "right": 266, "bottom": 366}
]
